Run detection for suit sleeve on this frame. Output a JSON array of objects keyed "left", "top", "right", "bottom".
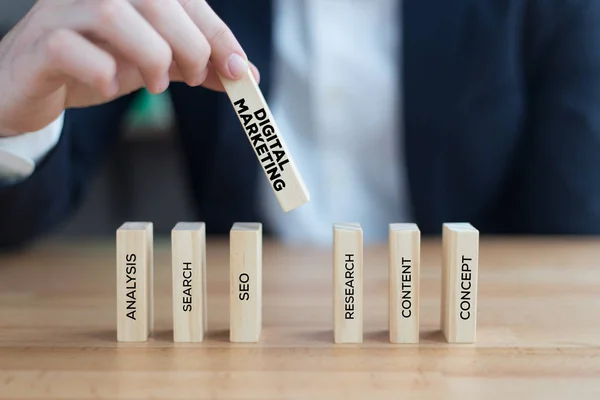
[
  {"left": 0, "top": 94, "right": 136, "bottom": 250},
  {"left": 0, "top": 112, "right": 64, "bottom": 183},
  {"left": 0, "top": 113, "right": 78, "bottom": 249},
  {"left": 512, "top": 0, "right": 600, "bottom": 234}
]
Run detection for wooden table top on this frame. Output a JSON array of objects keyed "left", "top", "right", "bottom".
[{"left": 0, "top": 236, "right": 599, "bottom": 399}]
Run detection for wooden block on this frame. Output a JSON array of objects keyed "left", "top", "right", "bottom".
[
  {"left": 230, "top": 223, "right": 262, "bottom": 342},
  {"left": 333, "top": 223, "right": 363, "bottom": 343},
  {"left": 219, "top": 66, "right": 310, "bottom": 212},
  {"left": 441, "top": 223, "right": 479, "bottom": 343},
  {"left": 116, "top": 222, "right": 153, "bottom": 342},
  {"left": 389, "top": 223, "right": 420, "bottom": 344},
  {"left": 171, "top": 222, "right": 207, "bottom": 342}
]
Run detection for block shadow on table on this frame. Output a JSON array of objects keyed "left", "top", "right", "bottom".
[{"left": 86, "top": 328, "right": 447, "bottom": 346}]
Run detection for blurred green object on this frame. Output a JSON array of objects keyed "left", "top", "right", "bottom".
[{"left": 124, "top": 89, "right": 174, "bottom": 132}]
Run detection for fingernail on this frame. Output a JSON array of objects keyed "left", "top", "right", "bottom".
[
  {"left": 251, "top": 64, "right": 261, "bottom": 83},
  {"left": 160, "top": 72, "right": 170, "bottom": 92},
  {"left": 227, "top": 53, "right": 248, "bottom": 79}
]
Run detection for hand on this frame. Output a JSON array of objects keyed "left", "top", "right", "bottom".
[{"left": 0, "top": 0, "right": 260, "bottom": 136}]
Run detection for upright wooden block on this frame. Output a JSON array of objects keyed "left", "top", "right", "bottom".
[
  {"left": 219, "top": 66, "right": 310, "bottom": 212},
  {"left": 171, "top": 222, "right": 207, "bottom": 342},
  {"left": 116, "top": 222, "right": 153, "bottom": 342},
  {"left": 230, "top": 223, "right": 262, "bottom": 342},
  {"left": 333, "top": 223, "right": 363, "bottom": 343},
  {"left": 441, "top": 223, "right": 479, "bottom": 343},
  {"left": 389, "top": 223, "right": 420, "bottom": 344}
]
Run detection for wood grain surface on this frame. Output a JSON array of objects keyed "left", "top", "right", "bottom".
[{"left": 0, "top": 236, "right": 599, "bottom": 399}]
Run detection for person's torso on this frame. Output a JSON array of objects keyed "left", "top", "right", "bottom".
[{"left": 205, "top": 0, "right": 531, "bottom": 236}]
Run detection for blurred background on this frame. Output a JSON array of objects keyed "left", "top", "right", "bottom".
[
  {"left": 2, "top": 1, "right": 599, "bottom": 244},
  {"left": 2, "top": 1, "right": 198, "bottom": 238}
]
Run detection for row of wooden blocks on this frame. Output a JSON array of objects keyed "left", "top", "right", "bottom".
[{"left": 116, "top": 221, "right": 479, "bottom": 344}]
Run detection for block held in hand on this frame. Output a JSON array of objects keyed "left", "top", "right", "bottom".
[{"left": 219, "top": 68, "right": 310, "bottom": 212}]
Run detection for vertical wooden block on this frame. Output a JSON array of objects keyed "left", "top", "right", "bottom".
[
  {"left": 389, "top": 223, "right": 420, "bottom": 343},
  {"left": 441, "top": 223, "right": 479, "bottom": 343},
  {"left": 219, "top": 67, "right": 310, "bottom": 212},
  {"left": 333, "top": 223, "right": 363, "bottom": 343},
  {"left": 171, "top": 222, "right": 207, "bottom": 342},
  {"left": 116, "top": 222, "right": 153, "bottom": 342},
  {"left": 230, "top": 223, "right": 262, "bottom": 342}
]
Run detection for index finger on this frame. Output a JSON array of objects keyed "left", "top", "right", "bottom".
[{"left": 178, "top": 0, "right": 257, "bottom": 81}]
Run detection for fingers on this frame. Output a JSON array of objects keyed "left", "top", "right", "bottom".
[
  {"left": 170, "top": 60, "right": 261, "bottom": 92},
  {"left": 58, "top": 0, "right": 173, "bottom": 94},
  {"left": 203, "top": 62, "right": 261, "bottom": 91},
  {"left": 178, "top": 0, "right": 250, "bottom": 80},
  {"left": 130, "top": 0, "right": 210, "bottom": 87},
  {"left": 38, "top": 29, "right": 119, "bottom": 98},
  {"left": 48, "top": 0, "right": 259, "bottom": 94}
]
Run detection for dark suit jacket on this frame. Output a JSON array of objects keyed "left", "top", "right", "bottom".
[{"left": 2, "top": 0, "right": 600, "bottom": 248}]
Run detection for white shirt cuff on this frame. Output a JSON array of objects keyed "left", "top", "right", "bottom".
[{"left": 0, "top": 112, "right": 65, "bottom": 183}]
